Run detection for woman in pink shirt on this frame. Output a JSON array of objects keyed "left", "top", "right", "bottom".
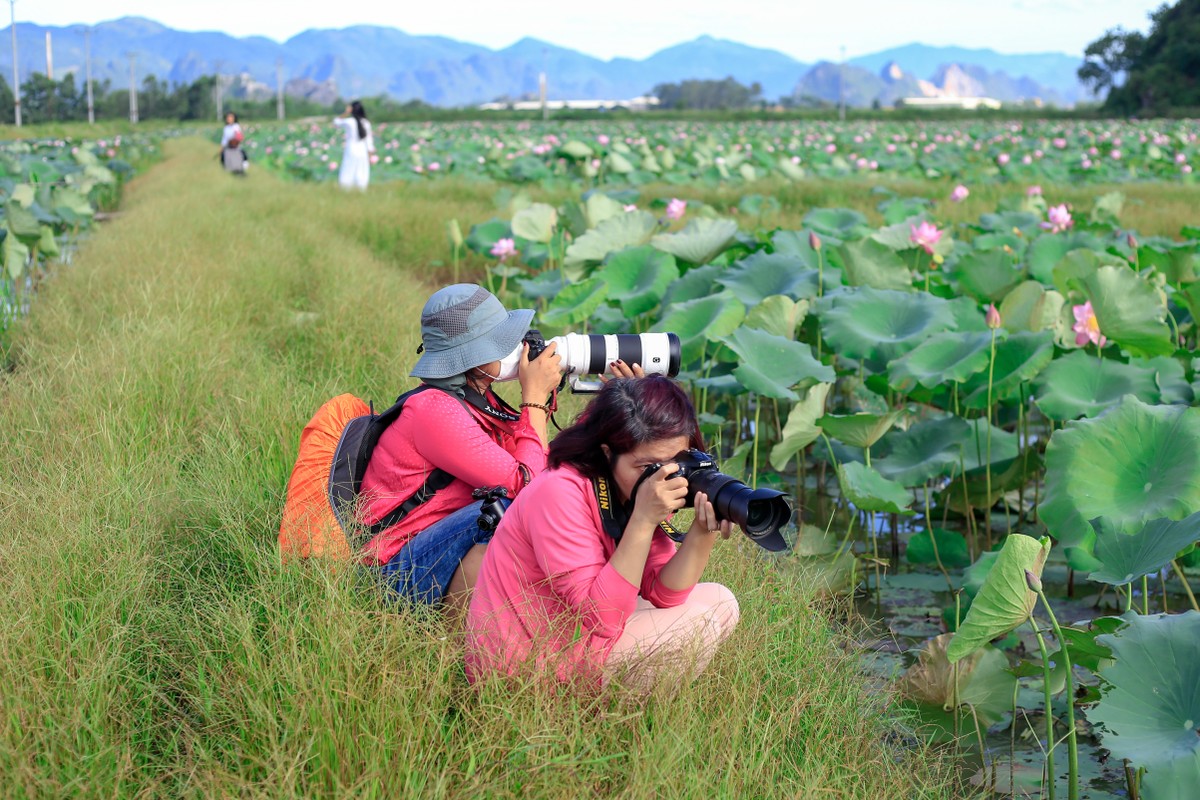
[
  {"left": 358, "top": 284, "right": 565, "bottom": 612},
  {"left": 466, "top": 376, "right": 739, "bottom": 689}
]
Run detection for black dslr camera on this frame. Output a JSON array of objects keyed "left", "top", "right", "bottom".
[
  {"left": 473, "top": 486, "right": 511, "bottom": 533},
  {"left": 641, "top": 449, "right": 792, "bottom": 552}
]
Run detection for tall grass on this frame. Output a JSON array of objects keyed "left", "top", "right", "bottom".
[{"left": 0, "top": 138, "right": 962, "bottom": 797}]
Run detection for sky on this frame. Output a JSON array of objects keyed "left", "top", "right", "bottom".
[{"left": 14, "top": 0, "right": 1167, "bottom": 61}]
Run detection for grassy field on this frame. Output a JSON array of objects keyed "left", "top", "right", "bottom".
[{"left": 0, "top": 138, "right": 960, "bottom": 798}]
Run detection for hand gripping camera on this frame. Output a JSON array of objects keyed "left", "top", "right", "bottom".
[
  {"left": 494, "top": 330, "right": 682, "bottom": 392},
  {"left": 640, "top": 449, "right": 792, "bottom": 552}
]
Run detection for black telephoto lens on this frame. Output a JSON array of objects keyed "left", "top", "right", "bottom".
[{"left": 686, "top": 463, "right": 792, "bottom": 552}]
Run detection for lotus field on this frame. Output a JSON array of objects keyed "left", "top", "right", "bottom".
[
  {"left": 438, "top": 172, "right": 1200, "bottom": 799},
  {"left": 254, "top": 118, "right": 1198, "bottom": 187},
  {"left": 0, "top": 135, "right": 159, "bottom": 337}
]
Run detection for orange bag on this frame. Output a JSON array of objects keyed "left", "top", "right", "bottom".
[{"left": 279, "top": 394, "right": 368, "bottom": 560}]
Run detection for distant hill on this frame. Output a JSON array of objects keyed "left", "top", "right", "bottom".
[{"left": 0, "top": 17, "right": 1090, "bottom": 107}]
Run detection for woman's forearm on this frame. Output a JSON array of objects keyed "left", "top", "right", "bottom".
[
  {"left": 658, "top": 531, "right": 716, "bottom": 591},
  {"left": 608, "top": 519, "right": 656, "bottom": 587}
]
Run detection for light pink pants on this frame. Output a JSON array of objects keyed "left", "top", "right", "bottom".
[{"left": 604, "top": 582, "right": 739, "bottom": 690}]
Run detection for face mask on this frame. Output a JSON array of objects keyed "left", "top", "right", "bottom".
[{"left": 493, "top": 344, "right": 522, "bottom": 382}]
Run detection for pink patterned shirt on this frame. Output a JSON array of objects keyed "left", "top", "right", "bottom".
[
  {"left": 358, "top": 388, "right": 548, "bottom": 564},
  {"left": 465, "top": 466, "right": 692, "bottom": 684}
]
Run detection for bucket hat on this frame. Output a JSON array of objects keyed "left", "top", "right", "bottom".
[{"left": 410, "top": 284, "right": 534, "bottom": 379}]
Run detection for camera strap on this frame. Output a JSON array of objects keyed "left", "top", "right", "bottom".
[
  {"left": 462, "top": 387, "right": 521, "bottom": 423},
  {"left": 591, "top": 475, "right": 688, "bottom": 544}
]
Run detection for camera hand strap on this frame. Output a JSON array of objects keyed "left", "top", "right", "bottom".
[{"left": 592, "top": 474, "right": 688, "bottom": 544}]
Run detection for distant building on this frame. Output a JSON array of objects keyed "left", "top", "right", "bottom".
[
  {"left": 478, "top": 96, "right": 661, "bottom": 112},
  {"left": 896, "top": 96, "right": 1003, "bottom": 110}
]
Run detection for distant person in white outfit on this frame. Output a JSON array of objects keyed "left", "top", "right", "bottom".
[{"left": 335, "top": 101, "right": 375, "bottom": 191}]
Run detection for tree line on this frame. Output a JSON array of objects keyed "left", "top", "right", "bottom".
[
  {"left": 1078, "top": 0, "right": 1199, "bottom": 115},
  {"left": 0, "top": 72, "right": 336, "bottom": 126}
]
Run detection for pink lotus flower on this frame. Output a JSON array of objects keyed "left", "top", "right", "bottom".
[
  {"left": 666, "top": 198, "right": 687, "bottom": 221},
  {"left": 1072, "top": 301, "right": 1106, "bottom": 348},
  {"left": 623, "top": 204, "right": 638, "bottom": 212},
  {"left": 369, "top": 154, "right": 379, "bottom": 164},
  {"left": 909, "top": 221, "right": 943, "bottom": 254},
  {"left": 1042, "top": 204, "right": 1073, "bottom": 233},
  {"left": 997, "top": 153, "right": 1010, "bottom": 166},
  {"left": 429, "top": 161, "right": 441, "bottom": 171},
  {"left": 950, "top": 184, "right": 969, "bottom": 202},
  {"left": 1027, "top": 185, "right": 1043, "bottom": 197},
  {"left": 490, "top": 238, "right": 517, "bottom": 261},
  {"left": 986, "top": 304, "right": 1002, "bottom": 329},
  {"left": 328, "top": 162, "right": 338, "bottom": 171},
  {"left": 597, "top": 134, "right": 610, "bottom": 145}
]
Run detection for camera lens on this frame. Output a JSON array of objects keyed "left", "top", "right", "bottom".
[{"left": 687, "top": 468, "right": 791, "bottom": 551}]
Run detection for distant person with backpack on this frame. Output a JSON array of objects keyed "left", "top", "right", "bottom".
[
  {"left": 218, "top": 111, "right": 248, "bottom": 175},
  {"left": 334, "top": 101, "right": 375, "bottom": 190}
]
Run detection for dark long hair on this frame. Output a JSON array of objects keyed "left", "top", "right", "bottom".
[
  {"left": 350, "top": 101, "right": 367, "bottom": 140},
  {"left": 548, "top": 376, "right": 704, "bottom": 478}
]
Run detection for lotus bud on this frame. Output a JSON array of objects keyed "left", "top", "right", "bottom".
[
  {"left": 1024, "top": 569, "right": 1043, "bottom": 593},
  {"left": 809, "top": 231, "right": 822, "bottom": 251},
  {"left": 986, "top": 304, "right": 1002, "bottom": 329},
  {"left": 1127, "top": 232, "right": 1138, "bottom": 249},
  {"left": 447, "top": 219, "right": 464, "bottom": 251}
]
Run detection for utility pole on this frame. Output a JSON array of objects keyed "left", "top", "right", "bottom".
[
  {"left": 215, "top": 63, "right": 223, "bottom": 120},
  {"left": 85, "top": 27, "right": 94, "bottom": 124},
  {"left": 44, "top": 30, "right": 50, "bottom": 78},
  {"left": 539, "top": 47, "right": 547, "bottom": 122},
  {"left": 9, "top": 0, "right": 20, "bottom": 126},
  {"left": 838, "top": 45, "right": 846, "bottom": 122},
  {"left": 275, "top": 58, "right": 284, "bottom": 120},
  {"left": 127, "top": 52, "right": 138, "bottom": 123}
]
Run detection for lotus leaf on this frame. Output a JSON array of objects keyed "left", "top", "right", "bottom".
[
  {"left": 721, "top": 327, "right": 835, "bottom": 401},
  {"left": 836, "top": 462, "right": 913, "bottom": 514},
  {"left": 1027, "top": 231, "right": 1105, "bottom": 283},
  {"left": 872, "top": 217, "right": 953, "bottom": 259},
  {"left": 887, "top": 331, "right": 996, "bottom": 392},
  {"left": 1034, "top": 351, "right": 1164, "bottom": 420},
  {"left": 1040, "top": 396, "right": 1200, "bottom": 551},
  {"left": 952, "top": 249, "right": 1024, "bottom": 302},
  {"left": 541, "top": 278, "right": 609, "bottom": 327},
  {"left": 899, "top": 635, "right": 1017, "bottom": 729},
  {"left": 1070, "top": 264, "right": 1174, "bottom": 358},
  {"left": 661, "top": 263, "right": 721, "bottom": 306},
  {"left": 769, "top": 383, "right": 833, "bottom": 470},
  {"left": 515, "top": 270, "right": 564, "bottom": 300},
  {"left": 804, "top": 208, "right": 870, "bottom": 241},
  {"left": 510, "top": 202, "right": 557, "bottom": 243},
  {"left": 837, "top": 238, "right": 913, "bottom": 291},
  {"left": 650, "top": 217, "right": 739, "bottom": 265},
  {"left": 1088, "top": 513, "right": 1200, "bottom": 585},
  {"left": 716, "top": 251, "right": 821, "bottom": 304},
  {"left": 769, "top": 230, "right": 821, "bottom": 267},
  {"left": 978, "top": 210, "right": 1041, "bottom": 235},
  {"left": 653, "top": 292, "right": 745, "bottom": 365},
  {"left": 606, "top": 151, "right": 634, "bottom": 174},
  {"left": 960, "top": 331, "right": 1054, "bottom": 408},
  {"left": 1091, "top": 611, "right": 1200, "bottom": 800},
  {"left": 595, "top": 246, "right": 679, "bottom": 317},
  {"left": 947, "top": 534, "right": 1050, "bottom": 663},
  {"left": 873, "top": 416, "right": 972, "bottom": 486},
  {"left": 907, "top": 528, "right": 972, "bottom": 569},
  {"left": 6, "top": 201, "right": 42, "bottom": 244},
  {"left": 1139, "top": 244, "right": 1199, "bottom": 286},
  {"left": 560, "top": 140, "right": 593, "bottom": 159},
  {"left": 818, "top": 288, "right": 956, "bottom": 372},
  {"left": 564, "top": 211, "right": 658, "bottom": 273},
  {"left": 998, "top": 280, "right": 1064, "bottom": 333},
  {"left": 583, "top": 193, "right": 626, "bottom": 228},
  {"left": 818, "top": 410, "right": 902, "bottom": 450},
  {"left": 963, "top": 551, "right": 1000, "bottom": 598},
  {"left": 4, "top": 228, "right": 29, "bottom": 280},
  {"left": 743, "top": 296, "right": 807, "bottom": 340}
]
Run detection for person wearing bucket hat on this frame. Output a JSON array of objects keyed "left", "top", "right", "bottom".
[
  {"left": 356, "top": 284, "right": 562, "bottom": 612},
  {"left": 465, "top": 376, "right": 739, "bottom": 690}
]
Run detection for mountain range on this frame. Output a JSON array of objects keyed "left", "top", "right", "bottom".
[{"left": 0, "top": 17, "right": 1092, "bottom": 108}]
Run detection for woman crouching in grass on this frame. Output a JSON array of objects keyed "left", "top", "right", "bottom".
[{"left": 465, "top": 376, "right": 739, "bottom": 690}]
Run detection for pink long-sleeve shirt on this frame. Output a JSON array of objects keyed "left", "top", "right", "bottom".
[
  {"left": 358, "top": 387, "right": 548, "bottom": 564},
  {"left": 465, "top": 465, "right": 692, "bottom": 684}
]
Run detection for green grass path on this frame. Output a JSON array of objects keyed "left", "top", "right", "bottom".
[{"left": 0, "top": 138, "right": 955, "bottom": 798}]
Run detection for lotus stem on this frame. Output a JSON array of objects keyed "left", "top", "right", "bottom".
[
  {"left": 751, "top": 400, "right": 761, "bottom": 488},
  {"left": 984, "top": 326, "right": 997, "bottom": 548},
  {"left": 1030, "top": 615, "right": 1057, "bottom": 800},
  {"left": 924, "top": 486, "right": 953, "bottom": 591},
  {"left": 1035, "top": 588, "right": 1079, "bottom": 800},
  {"left": 953, "top": 590, "right": 962, "bottom": 742},
  {"left": 1123, "top": 760, "right": 1140, "bottom": 800},
  {"left": 1141, "top": 575, "right": 1150, "bottom": 615},
  {"left": 1172, "top": 560, "right": 1200, "bottom": 612}
]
